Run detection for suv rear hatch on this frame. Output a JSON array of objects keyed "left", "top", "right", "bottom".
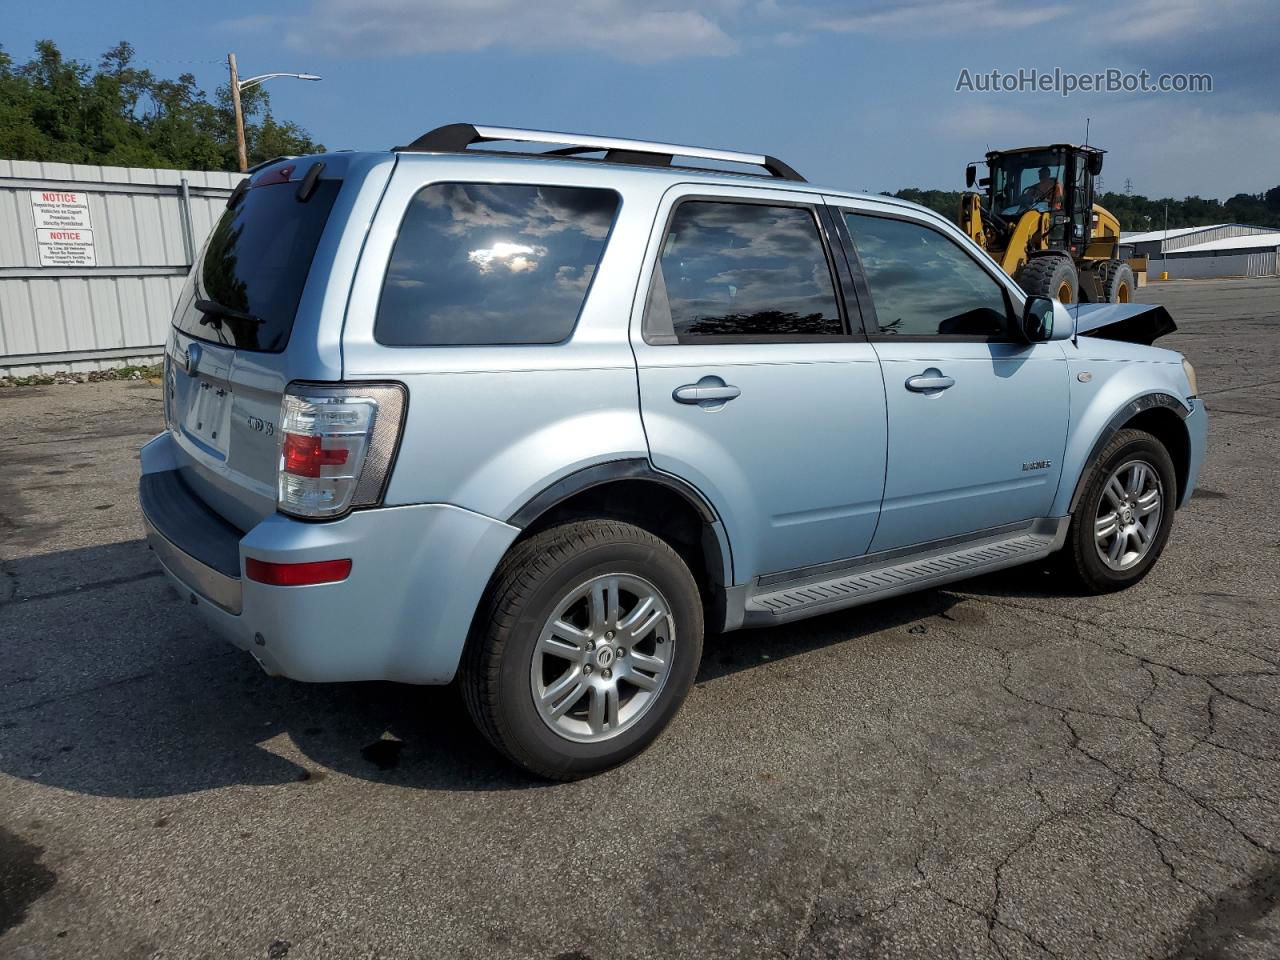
[{"left": 164, "top": 156, "right": 381, "bottom": 531}]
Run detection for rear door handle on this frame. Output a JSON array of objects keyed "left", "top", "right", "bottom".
[
  {"left": 905, "top": 369, "right": 955, "bottom": 392},
  {"left": 673, "top": 377, "right": 741, "bottom": 405}
]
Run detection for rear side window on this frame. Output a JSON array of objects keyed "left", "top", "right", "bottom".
[
  {"left": 644, "top": 200, "right": 844, "bottom": 343},
  {"left": 175, "top": 178, "right": 341, "bottom": 352},
  {"left": 844, "top": 213, "right": 1010, "bottom": 338},
  {"left": 375, "top": 183, "right": 620, "bottom": 346}
]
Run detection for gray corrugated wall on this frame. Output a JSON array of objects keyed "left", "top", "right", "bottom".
[
  {"left": 0, "top": 159, "right": 239, "bottom": 375},
  {"left": 1156, "top": 252, "right": 1277, "bottom": 279}
]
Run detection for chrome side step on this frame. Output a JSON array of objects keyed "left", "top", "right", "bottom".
[{"left": 741, "top": 518, "right": 1069, "bottom": 626}]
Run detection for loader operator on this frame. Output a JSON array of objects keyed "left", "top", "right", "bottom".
[{"left": 1023, "top": 166, "right": 1064, "bottom": 211}]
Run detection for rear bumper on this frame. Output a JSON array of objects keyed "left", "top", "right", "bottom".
[
  {"left": 144, "top": 512, "right": 243, "bottom": 613},
  {"left": 139, "top": 432, "right": 520, "bottom": 684}
]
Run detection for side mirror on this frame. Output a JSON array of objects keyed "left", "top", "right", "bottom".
[
  {"left": 1020, "top": 296, "right": 1055, "bottom": 342},
  {"left": 1019, "top": 296, "right": 1075, "bottom": 343},
  {"left": 1088, "top": 153, "right": 1104, "bottom": 176},
  {"left": 965, "top": 164, "right": 976, "bottom": 188},
  {"left": 1048, "top": 300, "right": 1076, "bottom": 341}
]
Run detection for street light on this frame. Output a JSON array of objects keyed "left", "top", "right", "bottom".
[
  {"left": 227, "top": 53, "right": 322, "bottom": 173},
  {"left": 238, "top": 72, "right": 323, "bottom": 92}
]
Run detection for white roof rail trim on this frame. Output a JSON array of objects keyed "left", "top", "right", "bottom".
[{"left": 471, "top": 125, "right": 769, "bottom": 168}]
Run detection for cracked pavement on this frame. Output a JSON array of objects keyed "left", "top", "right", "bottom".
[{"left": 1, "top": 277, "right": 1277, "bottom": 959}]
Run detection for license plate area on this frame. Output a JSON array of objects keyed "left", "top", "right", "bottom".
[{"left": 179, "top": 378, "right": 233, "bottom": 459}]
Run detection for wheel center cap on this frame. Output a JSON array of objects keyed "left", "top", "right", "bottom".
[
  {"left": 594, "top": 646, "right": 615, "bottom": 668},
  {"left": 1122, "top": 507, "right": 1135, "bottom": 525}
]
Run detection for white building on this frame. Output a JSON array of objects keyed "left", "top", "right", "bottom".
[
  {"left": 1118, "top": 223, "right": 1277, "bottom": 259},
  {"left": 1159, "top": 231, "right": 1280, "bottom": 279}
]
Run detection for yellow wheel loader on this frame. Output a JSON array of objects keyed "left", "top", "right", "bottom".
[{"left": 960, "top": 144, "right": 1133, "bottom": 304}]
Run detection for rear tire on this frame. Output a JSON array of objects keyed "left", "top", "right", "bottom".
[
  {"left": 1097, "top": 260, "right": 1135, "bottom": 303},
  {"left": 1018, "top": 255, "right": 1079, "bottom": 304},
  {"left": 1060, "top": 428, "right": 1177, "bottom": 593},
  {"left": 461, "top": 519, "right": 704, "bottom": 780}
]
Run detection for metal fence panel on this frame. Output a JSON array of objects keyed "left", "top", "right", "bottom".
[{"left": 0, "top": 159, "right": 239, "bottom": 375}]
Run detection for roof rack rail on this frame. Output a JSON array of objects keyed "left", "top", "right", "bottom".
[{"left": 393, "top": 123, "right": 805, "bottom": 182}]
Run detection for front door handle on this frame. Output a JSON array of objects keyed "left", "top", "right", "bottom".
[
  {"left": 673, "top": 376, "right": 741, "bottom": 405},
  {"left": 905, "top": 369, "right": 955, "bottom": 393}
]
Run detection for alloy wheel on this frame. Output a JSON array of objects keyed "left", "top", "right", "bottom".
[
  {"left": 530, "top": 573, "right": 675, "bottom": 743},
  {"left": 1094, "top": 459, "right": 1163, "bottom": 571}
]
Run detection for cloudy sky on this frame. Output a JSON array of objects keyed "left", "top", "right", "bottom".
[{"left": 7, "top": 0, "right": 1275, "bottom": 199}]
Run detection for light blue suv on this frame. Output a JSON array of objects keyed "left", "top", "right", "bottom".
[{"left": 139, "top": 125, "right": 1206, "bottom": 778}]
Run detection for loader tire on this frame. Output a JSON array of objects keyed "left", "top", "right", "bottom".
[
  {"left": 1018, "top": 255, "right": 1078, "bottom": 304},
  {"left": 1096, "top": 260, "right": 1135, "bottom": 303}
]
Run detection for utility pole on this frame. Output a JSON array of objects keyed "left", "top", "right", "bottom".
[
  {"left": 226, "top": 56, "right": 319, "bottom": 173},
  {"left": 1161, "top": 201, "right": 1169, "bottom": 275},
  {"left": 228, "top": 52, "right": 248, "bottom": 173}
]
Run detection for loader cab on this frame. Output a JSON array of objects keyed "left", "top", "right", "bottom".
[{"left": 980, "top": 144, "right": 1104, "bottom": 255}]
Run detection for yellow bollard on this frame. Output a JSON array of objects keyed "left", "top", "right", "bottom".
[{"left": 1159, "top": 272, "right": 1169, "bottom": 281}]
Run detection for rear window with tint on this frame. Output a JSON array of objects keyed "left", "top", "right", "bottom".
[
  {"left": 175, "top": 177, "right": 341, "bottom": 352},
  {"left": 375, "top": 183, "right": 620, "bottom": 346}
]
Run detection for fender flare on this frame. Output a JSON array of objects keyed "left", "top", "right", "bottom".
[
  {"left": 506, "top": 459, "right": 733, "bottom": 598},
  {"left": 1066, "top": 392, "right": 1191, "bottom": 514},
  {"left": 507, "top": 459, "right": 718, "bottom": 528}
]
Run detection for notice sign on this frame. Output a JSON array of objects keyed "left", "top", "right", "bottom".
[{"left": 30, "top": 190, "right": 96, "bottom": 266}]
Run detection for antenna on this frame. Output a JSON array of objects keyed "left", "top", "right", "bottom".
[{"left": 1084, "top": 117, "right": 1091, "bottom": 148}]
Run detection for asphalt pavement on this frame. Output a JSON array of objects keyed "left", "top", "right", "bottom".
[{"left": 1, "top": 277, "right": 1278, "bottom": 959}]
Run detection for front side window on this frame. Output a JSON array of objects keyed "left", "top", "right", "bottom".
[
  {"left": 645, "top": 200, "right": 844, "bottom": 342},
  {"left": 845, "top": 213, "right": 1010, "bottom": 339},
  {"left": 375, "top": 183, "right": 620, "bottom": 346}
]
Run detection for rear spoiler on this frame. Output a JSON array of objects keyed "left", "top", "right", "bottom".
[{"left": 1072, "top": 302, "right": 1176, "bottom": 346}]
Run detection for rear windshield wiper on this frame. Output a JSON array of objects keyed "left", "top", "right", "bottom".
[{"left": 194, "top": 298, "right": 264, "bottom": 327}]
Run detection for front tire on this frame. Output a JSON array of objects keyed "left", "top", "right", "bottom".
[
  {"left": 1018, "top": 255, "right": 1078, "bottom": 304},
  {"left": 461, "top": 519, "right": 704, "bottom": 779},
  {"left": 1061, "top": 428, "right": 1177, "bottom": 593}
]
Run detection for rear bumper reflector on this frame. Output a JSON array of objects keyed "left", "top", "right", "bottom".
[{"left": 245, "top": 557, "right": 353, "bottom": 586}]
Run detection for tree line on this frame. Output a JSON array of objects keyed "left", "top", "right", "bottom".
[
  {"left": 0, "top": 40, "right": 321, "bottom": 171},
  {"left": 892, "top": 186, "right": 1280, "bottom": 232}
]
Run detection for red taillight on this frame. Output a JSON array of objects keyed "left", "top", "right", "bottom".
[
  {"left": 245, "top": 557, "right": 352, "bottom": 586},
  {"left": 282, "top": 433, "right": 350, "bottom": 478},
  {"left": 276, "top": 383, "right": 406, "bottom": 519}
]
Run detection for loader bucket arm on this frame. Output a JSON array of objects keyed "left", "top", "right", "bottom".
[
  {"left": 961, "top": 192, "right": 985, "bottom": 247},
  {"left": 999, "top": 211, "right": 1049, "bottom": 277}
]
